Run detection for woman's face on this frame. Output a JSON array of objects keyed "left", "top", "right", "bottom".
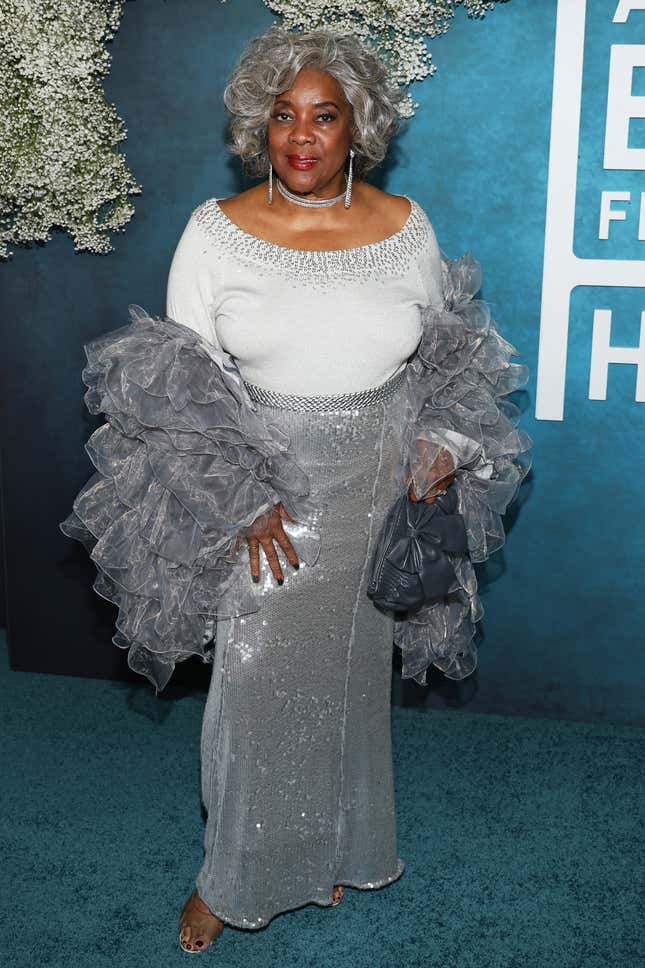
[{"left": 267, "top": 67, "right": 356, "bottom": 196}]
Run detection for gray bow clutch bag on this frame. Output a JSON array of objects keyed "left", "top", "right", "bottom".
[{"left": 367, "top": 483, "right": 469, "bottom": 614}]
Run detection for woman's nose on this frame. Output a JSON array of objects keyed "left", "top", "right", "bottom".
[{"left": 290, "top": 118, "right": 315, "bottom": 142}]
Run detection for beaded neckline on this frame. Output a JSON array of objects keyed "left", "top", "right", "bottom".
[
  {"left": 209, "top": 194, "right": 418, "bottom": 254},
  {"left": 191, "top": 194, "right": 431, "bottom": 282}
]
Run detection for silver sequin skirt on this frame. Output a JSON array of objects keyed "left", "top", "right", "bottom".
[{"left": 195, "top": 370, "right": 411, "bottom": 929}]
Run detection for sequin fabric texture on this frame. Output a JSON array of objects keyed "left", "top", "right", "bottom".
[{"left": 196, "top": 381, "right": 411, "bottom": 929}]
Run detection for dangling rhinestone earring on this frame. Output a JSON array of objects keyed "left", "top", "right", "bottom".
[
  {"left": 344, "top": 148, "right": 355, "bottom": 209},
  {"left": 268, "top": 160, "right": 273, "bottom": 205}
]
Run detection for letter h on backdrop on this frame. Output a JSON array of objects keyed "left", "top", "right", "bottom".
[{"left": 536, "top": 0, "right": 645, "bottom": 420}]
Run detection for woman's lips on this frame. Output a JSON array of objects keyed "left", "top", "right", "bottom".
[{"left": 286, "top": 156, "right": 319, "bottom": 170}]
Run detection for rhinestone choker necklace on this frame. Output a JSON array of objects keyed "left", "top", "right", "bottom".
[{"left": 276, "top": 174, "right": 348, "bottom": 208}]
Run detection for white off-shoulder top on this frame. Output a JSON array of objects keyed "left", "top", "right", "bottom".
[{"left": 166, "top": 195, "right": 444, "bottom": 395}]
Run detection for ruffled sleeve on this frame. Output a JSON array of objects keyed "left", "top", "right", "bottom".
[
  {"left": 393, "top": 247, "right": 532, "bottom": 684},
  {"left": 59, "top": 305, "right": 322, "bottom": 694}
]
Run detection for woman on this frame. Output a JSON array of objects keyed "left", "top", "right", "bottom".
[{"left": 60, "top": 26, "right": 530, "bottom": 953}]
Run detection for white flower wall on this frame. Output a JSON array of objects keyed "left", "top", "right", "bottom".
[
  {"left": 0, "top": 1, "right": 507, "bottom": 259},
  {"left": 0, "top": 0, "right": 141, "bottom": 260}
]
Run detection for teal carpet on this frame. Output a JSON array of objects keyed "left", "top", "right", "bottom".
[{"left": 1, "top": 632, "right": 643, "bottom": 968}]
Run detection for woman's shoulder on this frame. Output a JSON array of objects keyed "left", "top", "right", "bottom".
[
  {"left": 183, "top": 194, "right": 242, "bottom": 250},
  {"left": 190, "top": 195, "right": 225, "bottom": 223},
  {"left": 187, "top": 186, "right": 266, "bottom": 244},
  {"left": 191, "top": 185, "right": 265, "bottom": 229},
  {"left": 354, "top": 183, "right": 434, "bottom": 235},
  {"left": 357, "top": 181, "right": 409, "bottom": 211},
  {"left": 212, "top": 185, "right": 263, "bottom": 217},
  {"left": 349, "top": 183, "right": 411, "bottom": 238}
]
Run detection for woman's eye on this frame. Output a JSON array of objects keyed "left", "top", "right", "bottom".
[{"left": 271, "top": 112, "right": 337, "bottom": 123}]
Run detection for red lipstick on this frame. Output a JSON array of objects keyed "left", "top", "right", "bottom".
[{"left": 286, "top": 155, "right": 319, "bottom": 170}]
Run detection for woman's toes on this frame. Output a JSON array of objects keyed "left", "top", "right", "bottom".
[{"left": 179, "top": 890, "right": 225, "bottom": 951}]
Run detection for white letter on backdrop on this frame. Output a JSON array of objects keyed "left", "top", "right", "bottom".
[
  {"left": 599, "top": 191, "right": 631, "bottom": 238},
  {"left": 613, "top": 0, "right": 645, "bottom": 22},
  {"left": 604, "top": 45, "right": 645, "bottom": 169},
  {"left": 589, "top": 309, "right": 645, "bottom": 401}
]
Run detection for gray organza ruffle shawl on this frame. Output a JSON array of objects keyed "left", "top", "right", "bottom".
[{"left": 59, "top": 250, "right": 532, "bottom": 693}]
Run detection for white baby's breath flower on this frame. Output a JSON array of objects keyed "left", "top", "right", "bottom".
[
  {"left": 262, "top": 0, "right": 506, "bottom": 117},
  {"left": 0, "top": 0, "right": 141, "bottom": 260}
]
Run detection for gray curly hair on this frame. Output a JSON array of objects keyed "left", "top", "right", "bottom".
[{"left": 223, "top": 27, "right": 407, "bottom": 179}]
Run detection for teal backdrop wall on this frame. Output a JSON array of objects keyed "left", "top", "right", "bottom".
[{"left": 1, "top": 0, "right": 643, "bottom": 725}]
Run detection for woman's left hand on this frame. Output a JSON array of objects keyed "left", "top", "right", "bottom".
[{"left": 406, "top": 446, "right": 456, "bottom": 503}]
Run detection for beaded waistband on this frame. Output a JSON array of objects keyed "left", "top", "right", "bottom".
[{"left": 243, "top": 365, "right": 407, "bottom": 412}]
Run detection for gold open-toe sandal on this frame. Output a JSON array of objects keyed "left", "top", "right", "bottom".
[{"left": 331, "top": 884, "right": 345, "bottom": 907}]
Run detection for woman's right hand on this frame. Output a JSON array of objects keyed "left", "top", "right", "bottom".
[{"left": 245, "top": 502, "right": 300, "bottom": 585}]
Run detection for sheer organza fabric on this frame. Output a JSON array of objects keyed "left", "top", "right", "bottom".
[
  {"left": 59, "top": 309, "right": 322, "bottom": 692},
  {"left": 59, "top": 250, "right": 531, "bottom": 692},
  {"left": 394, "top": 252, "right": 531, "bottom": 683}
]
